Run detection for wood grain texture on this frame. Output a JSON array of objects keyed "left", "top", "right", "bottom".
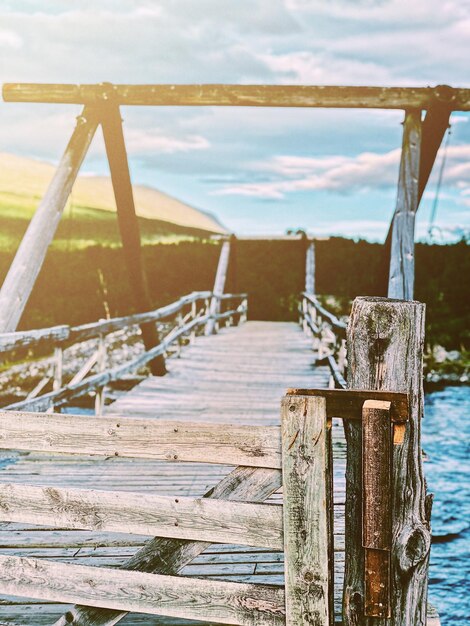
[
  {"left": 281, "top": 395, "right": 332, "bottom": 626},
  {"left": 362, "top": 400, "right": 392, "bottom": 619},
  {"left": 388, "top": 110, "right": 422, "bottom": 300},
  {"left": 0, "top": 554, "right": 285, "bottom": 626},
  {"left": 53, "top": 465, "right": 283, "bottom": 626},
  {"left": 286, "top": 388, "right": 408, "bottom": 423},
  {"left": 344, "top": 297, "right": 429, "bottom": 626},
  {"left": 0, "top": 106, "right": 98, "bottom": 333},
  {"left": 0, "top": 482, "right": 282, "bottom": 549},
  {"left": 3, "top": 83, "right": 469, "bottom": 110},
  {"left": 0, "top": 411, "right": 281, "bottom": 468}
]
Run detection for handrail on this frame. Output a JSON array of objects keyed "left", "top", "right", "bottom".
[
  {"left": 3, "top": 292, "right": 249, "bottom": 412},
  {"left": 0, "top": 291, "right": 248, "bottom": 354},
  {"left": 299, "top": 292, "right": 348, "bottom": 389},
  {"left": 302, "top": 292, "right": 347, "bottom": 336}
]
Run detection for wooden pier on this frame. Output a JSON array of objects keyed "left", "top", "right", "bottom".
[{"left": 0, "top": 81, "right": 458, "bottom": 625}]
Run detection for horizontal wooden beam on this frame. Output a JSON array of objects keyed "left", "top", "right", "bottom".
[
  {"left": 0, "top": 554, "right": 285, "bottom": 626},
  {"left": 0, "top": 483, "right": 282, "bottom": 549},
  {"left": 285, "top": 388, "right": 409, "bottom": 423},
  {"left": 0, "top": 411, "right": 281, "bottom": 468},
  {"left": 3, "top": 83, "right": 470, "bottom": 110}
]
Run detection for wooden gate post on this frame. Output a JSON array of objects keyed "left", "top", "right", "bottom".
[
  {"left": 343, "top": 297, "right": 429, "bottom": 626},
  {"left": 281, "top": 395, "right": 333, "bottom": 626},
  {"left": 100, "top": 101, "right": 166, "bottom": 376},
  {"left": 0, "top": 107, "right": 98, "bottom": 332}
]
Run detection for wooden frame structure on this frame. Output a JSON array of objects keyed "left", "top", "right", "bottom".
[
  {"left": 0, "top": 82, "right": 455, "bottom": 625},
  {"left": 1, "top": 82, "right": 466, "bottom": 342}
]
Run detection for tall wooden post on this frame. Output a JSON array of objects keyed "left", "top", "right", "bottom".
[
  {"left": 100, "top": 103, "right": 165, "bottom": 375},
  {"left": 0, "top": 107, "right": 98, "bottom": 332},
  {"left": 305, "top": 239, "right": 315, "bottom": 295},
  {"left": 281, "top": 395, "right": 333, "bottom": 626},
  {"left": 343, "top": 297, "right": 429, "bottom": 626},
  {"left": 205, "top": 240, "right": 230, "bottom": 336},
  {"left": 388, "top": 110, "right": 422, "bottom": 300}
]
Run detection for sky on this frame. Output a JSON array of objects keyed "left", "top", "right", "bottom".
[{"left": 0, "top": 0, "right": 469, "bottom": 241}]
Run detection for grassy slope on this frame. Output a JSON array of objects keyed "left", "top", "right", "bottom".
[{"left": 0, "top": 152, "right": 226, "bottom": 251}]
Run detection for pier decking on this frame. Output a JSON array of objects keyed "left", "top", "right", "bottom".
[{"left": 0, "top": 321, "right": 337, "bottom": 624}]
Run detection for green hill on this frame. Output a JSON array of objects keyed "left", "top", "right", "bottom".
[{"left": 0, "top": 152, "right": 226, "bottom": 250}]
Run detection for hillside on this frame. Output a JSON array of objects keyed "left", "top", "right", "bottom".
[{"left": 0, "top": 152, "right": 226, "bottom": 250}]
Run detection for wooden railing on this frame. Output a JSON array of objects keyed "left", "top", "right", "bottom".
[
  {"left": 0, "top": 386, "right": 410, "bottom": 625},
  {"left": 299, "top": 292, "right": 348, "bottom": 389},
  {"left": 0, "top": 291, "right": 248, "bottom": 413}
]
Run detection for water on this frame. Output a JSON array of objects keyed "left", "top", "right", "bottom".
[{"left": 424, "top": 385, "right": 470, "bottom": 625}]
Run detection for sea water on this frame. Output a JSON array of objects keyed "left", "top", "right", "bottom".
[{"left": 424, "top": 386, "right": 470, "bottom": 625}]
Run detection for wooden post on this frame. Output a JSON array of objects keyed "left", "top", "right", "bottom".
[
  {"left": 100, "top": 102, "right": 166, "bottom": 375},
  {"left": 305, "top": 240, "right": 315, "bottom": 295},
  {"left": 387, "top": 110, "right": 422, "bottom": 300},
  {"left": 344, "top": 297, "right": 429, "bottom": 626},
  {"left": 205, "top": 240, "right": 230, "bottom": 336},
  {"left": 0, "top": 107, "right": 98, "bottom": 332},
  {"left": 281, "top": 395, "right": 333, "bottom": 626}
]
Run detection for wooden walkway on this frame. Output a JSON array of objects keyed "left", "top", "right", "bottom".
[{"left": 0, "top": 321, "right": 344, "bottom": 624}]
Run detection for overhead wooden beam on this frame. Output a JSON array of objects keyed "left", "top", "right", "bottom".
[
  {"left": 388, "top": 110, "right": 422, "bottom": 300},
  {"left": 3, "top": 83, "right": 470, "bottom": 110},
  {"left": 100, "top": 103, "right": 165, "bottom": 375},
  {"left": 0, "top": 107, "right": 98, "bottom": 333}
]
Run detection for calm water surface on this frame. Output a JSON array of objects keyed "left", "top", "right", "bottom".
[{"left": 424, "top": 385, "right": 470, "bottom": 625}]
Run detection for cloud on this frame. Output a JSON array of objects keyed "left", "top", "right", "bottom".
[
  {"left": 124, "top": 129, "right": 210, "bottom": 154},
  {"left": 213, "top": 143, "right": 470, "bottom": 200},
  {"left": 0, "top": 29, "right": 22, "bottom": 49}
]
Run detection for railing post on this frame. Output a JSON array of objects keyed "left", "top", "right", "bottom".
[
  {"left": 305, "top": 239, "right": 315, "bottom": 296},
  {"left": 281, "top": 395, "right": 333, "bottom": 626},
  {"left": 343, "top": 297, "right": 429, "bottom": 626},
  {"left": 94, "top": 334, "right": 107, "bottom": 416},
  {"left": 205, "top": 240, "right": 230, "bottom": 336}
]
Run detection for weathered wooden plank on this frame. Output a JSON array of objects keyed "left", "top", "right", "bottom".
[
  {"left": 53, "top": 465, "right": 282, "bottom": 626},
  {"left": 362, "top": 400, "right": 392, "bottom": 619},
  {"left": 286, "top": 388, "right": 408, "bottom": 423},
  {"left": 101, "top": 103, "right": 165, "bottom": 376},
  {"left": 281, "top": 395, "right": 332, "bottom": 626},
  {"left": 3, "top": 83, "right": 469, "bottom": 110},
  {"left": 0, "top": 554, "right": 285, "bottom": 626},
  {"left": 0, "top": 483, "right": 283, "bottom": 549},
  {"left": 0, "top": 412, "right": 281, "bottom": 468},
  {"left": 388, "top": 110, "right": 422, "bottom": 300},
  {"left": 344, "top": 297, "right": 429, "bottom": 626},
  {"left": 206, "top": 241, "right": 230, "bottom": 336},
  {"left": 0, "top": 107, "right": 98, "bottom": 333}
]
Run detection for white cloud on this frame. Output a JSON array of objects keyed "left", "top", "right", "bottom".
[
  {"left": 0, "top": 29, "right": 22, "bottom": 49},
  {"left": 214, "top": 144, "right": 470, "bottom": 200},
  {"left": 125, "top": 129, "right": 210, "bottom": 154}
]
